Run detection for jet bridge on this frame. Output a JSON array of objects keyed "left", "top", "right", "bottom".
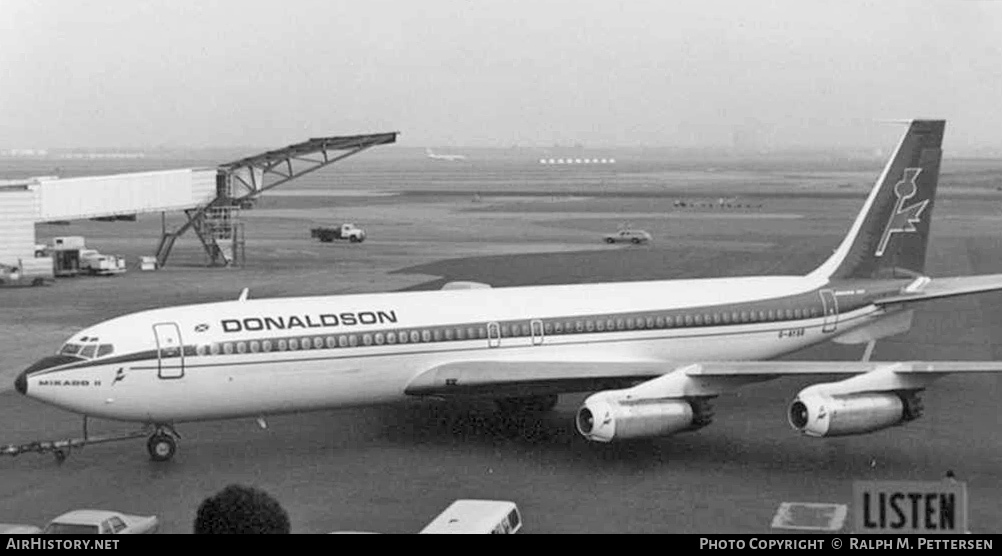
[{"left": 155, "top": 132, "right": 398, "bottom": 267}]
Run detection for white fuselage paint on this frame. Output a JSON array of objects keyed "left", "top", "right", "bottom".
[{"left": 25, "top": 274, "right": 883, "bottom": 423}]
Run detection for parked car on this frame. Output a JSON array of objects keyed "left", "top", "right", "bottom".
[
  {"left": 603, "top": 229, "right": 652, "bottom": 244},
  {"left": 0, "top": 523, "right": 43, "bottom": 534},
  {"left": 42, "top": 510, "right": 159, "bottom": 534}
]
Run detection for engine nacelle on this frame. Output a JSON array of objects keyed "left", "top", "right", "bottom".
[
  {"left": 576, "top": 393, "right": 713, "bottom": 443},
  {"left": 788, "top": 390, "right": 923, "bottom": 438}
]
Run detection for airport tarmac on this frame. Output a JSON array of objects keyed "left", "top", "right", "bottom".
[{"left": 2, "top": 160, "right": 1002, "bottom": 533}]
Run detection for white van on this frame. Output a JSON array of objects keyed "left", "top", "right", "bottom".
[{"left": 419, "top": 500, "right": 522, "bottom": 534}]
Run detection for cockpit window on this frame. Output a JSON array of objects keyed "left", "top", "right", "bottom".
[
  {"left": 79, "top": 345, "right": 98, "bottom": 359},
  {"left": 59, "top": 344, "right": 82, "bottom": 356},
  {"left": 96, "top": 344, "right": 114, "bottom": 358}
]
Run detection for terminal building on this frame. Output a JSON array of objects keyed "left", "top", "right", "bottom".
[{"left": 0, "top": 132, "right": 397, "bottom": 272}]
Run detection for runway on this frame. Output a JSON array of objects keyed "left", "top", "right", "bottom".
[{"left": 2, "top": 158, "right": 1001, "bottom": 533}]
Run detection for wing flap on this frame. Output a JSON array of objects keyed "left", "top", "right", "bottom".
[{"left": 875, "top": 274, "right": 1002, "bottom": 306}]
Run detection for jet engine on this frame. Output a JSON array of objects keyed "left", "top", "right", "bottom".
[
  {"left": 575, "top": 392, "right": 713, "bottom": 443},
  {"left": 788, "top": 390, "right": 924, "bottom": 437}
]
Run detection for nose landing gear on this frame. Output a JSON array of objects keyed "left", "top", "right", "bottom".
[{"left": 146, "top": 426, "right": 180, "bottom": 462}]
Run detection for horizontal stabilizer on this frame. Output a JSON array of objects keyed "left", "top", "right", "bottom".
[{"left": 875, "top": 274, "right": 1002, "bottom": 305}]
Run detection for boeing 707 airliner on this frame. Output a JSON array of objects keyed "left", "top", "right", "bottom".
[{"left": 15, "top": 120, "right": 1002, "bottom": 462}]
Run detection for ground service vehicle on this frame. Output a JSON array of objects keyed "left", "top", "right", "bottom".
[
  {"left": 311, "top": 223, "right": 366, "bottom": 243},
  {"left": 419, "top": 500, "right": 522, "bottom": 534},
  {"left": 79, "top": 249, "right": 127, "bottom": 276}
]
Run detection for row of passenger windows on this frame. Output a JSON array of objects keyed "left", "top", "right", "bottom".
[{"left": 185, "top": 305, "right": 823, "bottom": 357}]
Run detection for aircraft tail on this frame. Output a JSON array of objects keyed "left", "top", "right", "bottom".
[{"left": 808, "top": 120, "right": 945, "bottom": 281}]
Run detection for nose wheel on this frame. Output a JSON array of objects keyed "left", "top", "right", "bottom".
[{"left": 146, "top": 429, "right": 178, "bottom": 462}]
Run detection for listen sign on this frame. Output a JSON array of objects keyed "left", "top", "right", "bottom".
[{"left": 853, "top": 480, "right": 967, "bottom": 534}]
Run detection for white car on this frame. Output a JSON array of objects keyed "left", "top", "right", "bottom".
[
  {"left": 603, "top": 229, "right": 652, "bottom": 244},
  {"left": 42, "top": 510, "right": 159, "bottom": 534},
  {"left": 0, "top": 523, "right": 43, "bottom": 534}
]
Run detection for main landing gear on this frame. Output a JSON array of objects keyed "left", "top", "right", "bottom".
[{"left": 494, "top": 394, "right": 559, "bottom": 418}]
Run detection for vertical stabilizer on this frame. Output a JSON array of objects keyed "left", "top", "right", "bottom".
[{"left": 809, "top": 120, "right": 945, "bottom": 281}]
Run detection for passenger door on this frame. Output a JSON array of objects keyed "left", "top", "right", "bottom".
[
  {"left": 820, "top": 289, "right": 839, "bottom": 333},
  {"left": 153, "top": 322, "right": 185, "bottom": 379}
]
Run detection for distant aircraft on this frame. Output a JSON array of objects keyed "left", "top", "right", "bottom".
[
  {"left": 16, "top": 120, "right": 1002, "bottom": 463},
  {"left": 426, "top": 148, "right": 467, "bottom": 161}
]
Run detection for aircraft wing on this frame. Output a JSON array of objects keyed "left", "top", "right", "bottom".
[
  {"left": 876, "top": 274, "right": 1002, "bottom": 306},
  {"left": 404, "top": 360, "right": 1002, "bottom": 398}
]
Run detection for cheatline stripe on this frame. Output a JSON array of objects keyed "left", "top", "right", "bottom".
[{"left": 32, "top": 309, "right": 877, "bottom": 376}]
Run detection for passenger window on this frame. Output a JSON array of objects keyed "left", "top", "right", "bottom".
[
  {"left": 339, "top": 336, "right": 349, "bottom": 348},
  {"left": 575, "top": 321, "right": 584, "bottom": 333},
  {"left": 433, "top": 329, "right": 442, "bottom": 342},
  {"left": 409, "top": 331, "right": 420, "bottom": 343},
  {"left": 544, "top": 322, "right": 553, "bottom": 334},
  {"left": 421, "top": 330, "right": 431, "bottom": 342},
  {"left": 444, "top": 328, "right": 454, "bottom": 341},
  {"left": 250, "top": 341, "right": 260, "bottom": 353},
  {"left": 626, "top": 317, "right": 635, "bottom": 329},
  {"left": 467, "top": 327, "right": 477, "bottom": 339},
  {"left": 656, "top": 316, "right": 665, "bottom": 328},
  {"left": 606, "top": 319, "right": 615, "bottom": 331},
  {"left": 327, "top": 336, "right": 337, "bottom": 348},
  {"left": 263, "top": 340, "right": 272, "bottom": 352},
  {"left": 554, "top": 322, "right": 564, "bottom": 334},
  {"left": 289, "top": 339, "right": 299, "bottom": 350},
  {"left": 223, "top": 343, "right": 234, "bottom": 355},
  {"left": 720, "top": 313, "right": 728, "bottom": 324},
  {"left": 375, "top": 333, "right": 385, "bottom": 345},
  {"left": 313, "top": 337, "right": 324, "bottom": 349},
  {"left": 501, "top": 325, "right": 510, "bottom": 337},
  {"left": 237, "top": 342, "right": 247, "bottom": 354},
  {"left": 455, "top": 328, "right": 465, "bottom": 340},
  {"left": 586, "top": 320, "right": 595, "bottom": 332},
  {"left": 196, "top": 345, "right": 206, "bottom": 356},
  {"left": 349, "top": 335, "right": 359, "bottom": 347},
  {"left": 278, "top": 339, "right": 288, "bottom": 351},
  {"left": 363, "top": 334, "right": 373, "bottom": 346},
  {"left": 301, "top": 337, "right": 312, "bottom": 349},
  {"left": 596, "top": 319, "right": 605, "bottom": 332}
]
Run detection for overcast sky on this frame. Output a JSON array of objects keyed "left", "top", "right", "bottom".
[{"left": 2, "top": 1, "right": 1000, "bottom": 150}]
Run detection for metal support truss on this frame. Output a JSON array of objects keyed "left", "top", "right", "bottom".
[{"left": 155, "top": 132, "right": 398, "bottom": 268}]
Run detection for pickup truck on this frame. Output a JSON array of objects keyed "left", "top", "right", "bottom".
[
  {"left": 311, "top": 223, "right": 366, "bottom": 243},
  {"left": 79, "top": 249, "right": 127, "bottom": 276}
]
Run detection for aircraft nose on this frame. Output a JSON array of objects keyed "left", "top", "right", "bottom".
[{"left": 14, "top": 371, "right": 27, "bottom": 395}]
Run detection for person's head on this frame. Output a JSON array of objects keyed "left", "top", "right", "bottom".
[{"left": 194, "top": 484, "right": 291, "bottom": 534}]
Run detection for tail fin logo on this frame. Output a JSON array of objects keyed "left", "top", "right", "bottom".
[{"left": 875, "top": 168, "right": 929, "bottom": 257}]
